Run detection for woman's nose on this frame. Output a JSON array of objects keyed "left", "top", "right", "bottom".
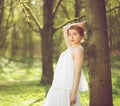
[{"left": 71, "top": 35, "right": 74, "bottom": 39}]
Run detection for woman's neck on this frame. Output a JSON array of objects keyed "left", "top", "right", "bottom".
[{"left": 71, "top": 44, "right": 81, "bottom": 48}]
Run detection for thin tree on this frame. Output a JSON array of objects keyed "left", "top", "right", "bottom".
[
  {"left": 0, "top": 0, "right": 4, "bottom": 50},
  {"left": 86, "top": 0, "right": 113, "bottom": 106},
  {"left": 0, "top": 0, "right": 4, "bottom": 71},
  {"left": 74, "top": 0, "right": 81, "bottom": 17}
]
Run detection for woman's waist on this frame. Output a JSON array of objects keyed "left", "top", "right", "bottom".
[{"left": 52, "top": 79, "right": 73, "bottom": 90}]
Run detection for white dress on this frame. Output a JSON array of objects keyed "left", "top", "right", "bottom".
[{"left": 43, "top": 47, "right": 88, "bottom": 106}]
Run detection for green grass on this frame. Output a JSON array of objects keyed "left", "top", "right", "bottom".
[
  {"left": 0, "top": 80, "right": 89, "bottom": 106},
  {"left": 0, "top": 80, "right": 48, "bottom": 106},
  {"left": 0, "top": 55, "right": 120, "bottom": 106}
]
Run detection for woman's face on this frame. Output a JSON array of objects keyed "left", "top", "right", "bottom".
[{"left": 68, "top": 29, "right": 82, "bottom": 46}]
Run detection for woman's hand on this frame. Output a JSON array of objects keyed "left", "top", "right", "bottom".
[{"left": 70, "top": 93, "right": 76, "bottom": 105}]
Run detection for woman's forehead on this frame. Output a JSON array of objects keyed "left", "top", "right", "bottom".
[{"left": 69, "top": 29, "right": 79, "bottom": 33}]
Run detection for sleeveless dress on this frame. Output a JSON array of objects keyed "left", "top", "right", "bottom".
[{"left": 43, "top": 47, "right": 88, "bottom": 106}]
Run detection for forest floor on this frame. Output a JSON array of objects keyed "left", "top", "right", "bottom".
[{"left": 0, "top": 55, "right": 120, "bottom": 106}]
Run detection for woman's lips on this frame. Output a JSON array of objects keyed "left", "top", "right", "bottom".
[{"left": 71, "top": 40, "right": 75, "bottom": 42}]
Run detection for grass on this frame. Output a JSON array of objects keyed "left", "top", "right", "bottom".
[
  {"left": 0, "top": 55, "right": 120, "bottom": 106},
  {"left": 0, "top": 80, "right": 89, "bottom": 106},
  {"left": 0, "top": 80, "right": 47, "bottom": 106}
]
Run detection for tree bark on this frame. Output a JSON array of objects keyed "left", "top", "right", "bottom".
[
  {"left": 86, "top": 0, "right": 113, "bottom": 106},
  {"left": 108, "top": 17, "right": 112, "bottom": 51},
  {"left": 11, "top": 25, "right": 18, "bottom": 57},
  {"left": 74, "top": 0, "right": 81, "bottom": 17},
  {"left": 0, "top": 0, "right": 4, "bottom": 25},
  {"left": 0, "top": 0, "right": 4, "bottom": 49},
  {"left": 41, "top": 0, "right": 54, "bottom": 84}
]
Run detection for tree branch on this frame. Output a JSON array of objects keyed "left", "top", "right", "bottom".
[
  {"left": 52, "top": 0, "right": 63, "bottom": 18},
  {"left": 106, "top": 6, "right": 120, "bottom": 13},
  {"left": 60, "top": 4, "right": 70, "bottom": 19},
  {"left": 27, "top": 20, "right": 40, "bottom": 33},
  {"left": 20, "top": 2, "right": 41, "bottom": 32},
  {"left": 20, "top": 3, "right": 39, "bottom": 32},
  {"left": 54, "top": 16, "right": 85, "bottom": 31}
]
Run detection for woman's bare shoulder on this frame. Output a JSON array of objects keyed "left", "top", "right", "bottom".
[
  {"left": 72, "top": 45, "right": 84, "bottom": 61},
  {"left": 73, "top": 45, "right": 84, "bottom": 54}
]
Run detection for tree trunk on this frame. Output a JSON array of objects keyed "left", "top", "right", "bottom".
[
  {"left": 108, "top": 17, "right": 112, "bottom": 51},
  {"left": 74, "top": 0, "right": 81, "bottom": 17},
  {"left": 0, "top": 0, "right": 4, "bottom": 49},
  {"left": 41, "top": 0, "right": 54, "bottom": 84},
  {"left": 86, "top": 0, "right": 113, "bottom": 106},
  {"left": 28, "top": 33, "right": 34, "bottom": 59},
  {"left": 11, "top": 25, "right": 18, "bottom": 57},
  {"left": 0, "top": 0, "right": 4, "bottom": 26}
]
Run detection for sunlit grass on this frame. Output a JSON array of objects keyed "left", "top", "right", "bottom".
[
  {"left": 0, "top": 55, "right": 119, "bottom": 106},
  {"left": 0, "top": 80, "right": 50, "bottom": 106}
]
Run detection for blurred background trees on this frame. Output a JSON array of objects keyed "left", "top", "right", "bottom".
[
  {"left": 0, "top": 0, "right": 119, "bottom": 82},
  {"left": 0, "top": 0, "right": 120, "bottom": 105}
]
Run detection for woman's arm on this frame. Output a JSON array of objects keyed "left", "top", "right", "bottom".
[
  {"left": 70, "top": 47, "right": 84, "bottom": 105},
  {"left": 63, "top": 25, "right": 71, "bottom": 48}
]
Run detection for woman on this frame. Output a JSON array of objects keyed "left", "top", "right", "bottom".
[{"left": 43, "top": 21, "right": 88, "bottom": 106}]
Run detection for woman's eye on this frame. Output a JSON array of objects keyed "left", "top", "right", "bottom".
[
  {"left": 68, "top": 33, "right": 78, "bottom": 37},
  {"left": 73, "top": 33, "right": 77, "bottom": 36}
]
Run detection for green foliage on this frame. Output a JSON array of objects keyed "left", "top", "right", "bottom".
[
  {"left": 111, "top": 56, "right": 120, "bottom": 106},
  {"left": 1, "top": 0, "right": 120, "bottom": 60}
]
